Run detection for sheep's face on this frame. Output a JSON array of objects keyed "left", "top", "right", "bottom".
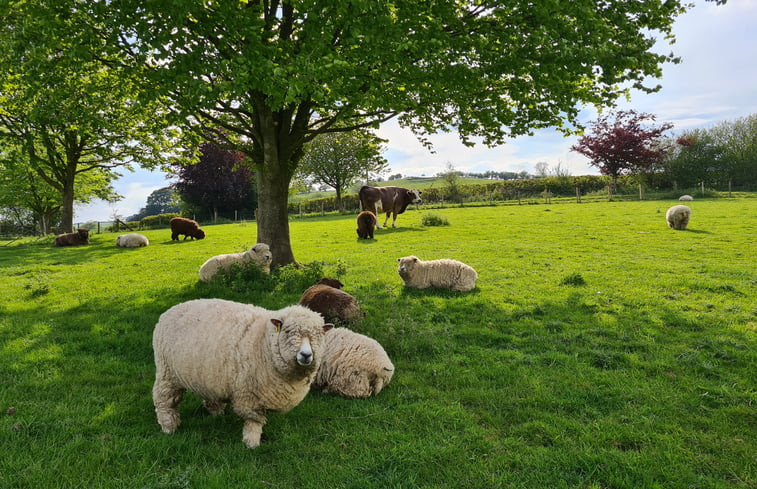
[
  {"left": 194, "top": 229, "right": 206, "bottom": 239},
  {"left": 247, "top": 243, "right": 272, "bottom": 266},
  {"left": 397, "top": 256, "right": 420, "bottom": 278},
  {"left": 270, "top": 308, "right": 333, "bottom": 375}
]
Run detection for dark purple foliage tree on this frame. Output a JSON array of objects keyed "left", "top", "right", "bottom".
[{"left": 172, "top": 143, "right": 257, "bottom": 221}]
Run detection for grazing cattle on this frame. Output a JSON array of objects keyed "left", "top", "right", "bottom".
[{"left": 358, "top": 186, "right": 422, "bottom": 229}]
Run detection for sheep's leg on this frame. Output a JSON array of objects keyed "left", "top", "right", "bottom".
[
  {"left": 153, "top": 378, "right": 184, "bottom": 433},
  {"left": 203, "top": 399, "right": 227, "bottom": 416},
  {"left": 233, "top": 400, "right": 267, "bottom": 448},
  {"left": 241, "top": 418, "right": 266, "bottom": 448}
]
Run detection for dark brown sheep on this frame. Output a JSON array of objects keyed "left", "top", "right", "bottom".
[
  {"left": 170, "top": 217, "right": 205, "bottom": 241},
  {"left": 299, "top": 278, "right": 363, "bottom": 323},
  {"left": 356, "top": 210, "right": 377, "bottom": 239},
  {"left": 54, "top": 229, "right": 90, "bottom": 246}
]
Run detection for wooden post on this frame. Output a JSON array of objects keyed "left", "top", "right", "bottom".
[
  {"left": 728, "top": 178, "right": 732, "bottom": 197},
  {"left": 576, "top": 186, "right": 581, "bottom": 203},
  {"left": 517, "top": 191, "right": 521, "bottom": 205},
  {"left": 299, "top": 204, "right": 303, "bottom": 218},
  {"left": 321, "top": 202, "right": 324, "bottom": 216},
  {"left": 701, "top": 181, "right": 705, "bottom": 195},
  {"left": 638, "top": 183, "right": 643, "bottom": 201}
]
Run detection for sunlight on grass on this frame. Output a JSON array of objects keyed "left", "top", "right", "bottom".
[{"left": 0, "top": 198, "right": 755, "bottom": 488}]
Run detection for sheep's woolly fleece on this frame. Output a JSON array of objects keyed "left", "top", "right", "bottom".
[
  {"left": 152, "top": 298, "right": 332, "bottom": 448},
  {"left": 298, "top": 279, "right": 363, "bottom": 323},
  {"left": 198, "top": 243, "right": 272, "bottom": 282},
  {"left": 312, "top": 327, "right": 394, "bottom": 398},
  {"left": 397, "top": 255, "right": 478, "bottom": 292},
  {"left": 666, "top": 205, "right": 691, "bottom": 231},
  {"left": 116, "top": 233, "right": 149, "bottom": 248}
]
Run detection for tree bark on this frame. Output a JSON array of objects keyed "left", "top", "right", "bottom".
[{"left": 256, "top": 165, "right": 295, "bottom": 268}]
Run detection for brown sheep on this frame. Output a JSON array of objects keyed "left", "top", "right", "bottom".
[
  {"left": 170, "top": 217, "right": 205, "bottom": 241},
  {"left": 298, "top": 278, "right": 363, "bottom": 323},
  {"left": 356, "top": 210, "right": 377, "bottom": 239},
  {"left": 54, "top": 229, "right": 90, "bottom": 246}
]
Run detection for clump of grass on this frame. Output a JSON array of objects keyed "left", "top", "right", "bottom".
[
  {"left": 215, "top": 260, "right": 324, "bottom": 294},
  {"left": 421, "top": 213, "right": 450, "bottom": 226},
  {"left": 24, "top": 273, "right": 50, "bottom": 298},
  {"left": 560, "top": 272, "right": 586, "bottom": 286}
]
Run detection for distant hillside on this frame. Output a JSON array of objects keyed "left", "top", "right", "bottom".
[{"left": 289, "top": 176, "right": 503, "bottom": 202}]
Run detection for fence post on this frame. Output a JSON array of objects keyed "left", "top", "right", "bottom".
[
  {"left": 701, "top": 181, "right": 705, "bottom": 195},
  {"left": 321, "top": 202, "right": 324, "bottom": 216},
  {"left": 576, "top": 186, "right": 581, "bottom": 203},
  {"left": 638, "top": 183, "right": 643, "bottom": 201}
]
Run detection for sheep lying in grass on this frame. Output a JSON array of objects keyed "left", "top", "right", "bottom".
[
  {"left": 54, "top": 229, "right": 89, "bottom": 246},
  {"left": 312, "top": 328, "right": 394, "bottom": 398},
  {"left": 666, "top": 205, "right": 691, "bottom": 230},
  {"left": 116, "top": 233, "right": 149, "bottom": 248},
  {"left": 678, "top": 195, "right": 694, "bottom": 201},
  {"left": 199, "top": 243, "right": 272, "bottom": 283},
  {"left": 298, "top": 278, "right": 363, "bottom": 323},
  {"left": 397, "top": 255, "right": 478, "bottom": 292},
  {"left": 152, "top": 298, "right": 333, "bottom": 448}
]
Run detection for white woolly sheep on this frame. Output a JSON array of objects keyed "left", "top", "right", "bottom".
[
  {"left": 666, "top": 205, "right": 691, "bottom": 230},
  {"left": 198, "top": 243, "right": 272, "bottom": 283},
  {"left": 116, "top": 233, "right": 149, "bottom": 248},
  {"left": 397, "top": 255, "right": 478, "bottom": 292},
  {"left": 312, "top": 328, "right": 394, "bottom": 398},
  {"left": 152, "top": 298, "right": 333, "bottom": 448},
  {"left": 678, "top": 195, "right": 694, "bottom": 201}
]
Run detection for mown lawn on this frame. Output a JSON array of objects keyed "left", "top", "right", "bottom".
[{"left": 1, "top": 198, "right": 755, "bottom": 489}]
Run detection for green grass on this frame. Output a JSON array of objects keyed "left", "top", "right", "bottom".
[{"left": 1, "top": 199, "right": 756, "bottom": 488}]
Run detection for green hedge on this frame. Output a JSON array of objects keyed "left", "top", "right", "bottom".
[{"left": 140, "top": 213, "right": 180, "bottom": 229}]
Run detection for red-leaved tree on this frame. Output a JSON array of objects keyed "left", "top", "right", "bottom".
[
  {"left": 571, "top": 110, "right": 673, "bottom": 192},
  {"left": 172, "top": 143, "right": 257, "bottom": 222}
]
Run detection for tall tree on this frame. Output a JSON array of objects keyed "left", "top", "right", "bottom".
[
  {"left": 172, "top": 143, "right": 257, "bottom": 222},
  {"left": 571, "top": 110, "right": 673, "bottom": 192},
  {"left": 18, "top": 0, "right": 716, "bottom": 265},
  {"left": 0, "top": 4, "right": 177, "bottom": 232},
  {"left": 298, "top": 130, "right": 388, "bottom": 211}
]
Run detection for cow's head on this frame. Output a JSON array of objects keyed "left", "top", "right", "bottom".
[{"left": 408, "top": 189, "right": 422, "bottom": 204}]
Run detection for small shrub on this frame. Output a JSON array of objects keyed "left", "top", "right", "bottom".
[
  {"left": 560, "top": 272, "right": 586, "bottom": 286},
  {"left": 214, "top": 260, "right": 324, "bottom": 295},
  {"left": 421, "top": 213, "right": 450, "bottom": 227}
]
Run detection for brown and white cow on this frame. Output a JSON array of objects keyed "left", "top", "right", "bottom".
[{"left": 358, "top": 185, "right": 422, "bottom": 229}]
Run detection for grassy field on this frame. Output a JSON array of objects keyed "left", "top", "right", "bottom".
[{"left": 1, "top": 198, "right": 755, "bottom": 488}]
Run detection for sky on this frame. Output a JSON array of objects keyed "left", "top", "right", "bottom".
[{"left": 75, "top": 0, "right": 757, "bottom": 223}]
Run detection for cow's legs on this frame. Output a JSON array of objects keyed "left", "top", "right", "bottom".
[
  {"left": 382, "top": 213, "right": 391, "bottom": 228},
  {"left": 391, "top": 213, "right": 398, "bottom": 228}
]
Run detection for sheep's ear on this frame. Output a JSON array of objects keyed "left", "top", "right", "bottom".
[
  {"left": 271, "top": 318, "right": 282, "bottom": 333},
  {"left": 323, "top": 323, "right": 334, "bottom": 333},
  {"left": 413, "top": 257, "right": 418, "bottom": 262},
  {"left": 397, "top": 258, "right": 401, "bottom": 262}
]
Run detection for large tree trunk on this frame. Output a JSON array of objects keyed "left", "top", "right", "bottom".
[
  {"left": 257, "top": 167, "right": 295, "bottom": 268},
  {"left": 60, "top": 182, "right": 75, "bottom": 233}
]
